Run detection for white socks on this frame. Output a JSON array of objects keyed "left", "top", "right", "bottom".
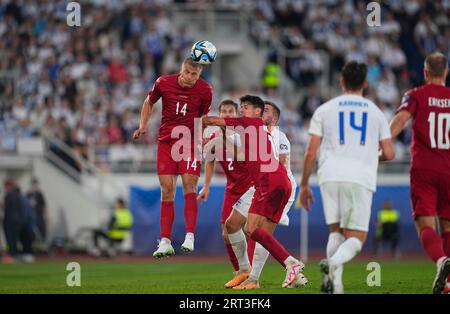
[
  {"left": 249, "top": 243, "right": 270, "bottom": 281},
  {"left": 327, "top": 232, "right": 345, "bottom": 287},
  {"left": 329, "top": 237, "right": 362, "bottom": 268},
  {"left": 185, "top": 232, "right": 195, "bottom": 241},
  {"left": 228, "top": 229, "right": 250, "bottom": 271}
]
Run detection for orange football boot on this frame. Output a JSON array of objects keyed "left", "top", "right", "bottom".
[
  {"left": 232, "top": 278, "right": 260, "bottom": 290},
  {"left": 224, "top": 270, "right": 250, "bottom": 288}
]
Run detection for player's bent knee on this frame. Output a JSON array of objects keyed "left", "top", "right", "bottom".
[
  {"left": 344, "top": 230, "right": 367, "bottom": 245},
  {"left": 161, "top": 189, "right": 175, "bottom": 201},
  {"left": 182, "top": 184, "right": 197, "bottom": 195},
  {"left": 328, "top": 223, "right": 341, "bottom": 233},
  {"left": 243, "top": 224, "right": 255, "bottom": 238},
  {"left": 225, "top": 218, "right": 239, "bottom": 234},
  {"left": 414, "top": 216, "right": 436, "bottom": 233}
]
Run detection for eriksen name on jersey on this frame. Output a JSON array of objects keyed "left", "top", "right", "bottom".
[{"left": 428, "top": 97, "right": 450, "bottom": 108}]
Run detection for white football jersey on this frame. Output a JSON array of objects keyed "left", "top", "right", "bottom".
[
  {"left": 309, "top": 94, "right": 391, "bottom": 192},
  {"left": 271, "top": 127, "right": 296, "bottom": 187}
]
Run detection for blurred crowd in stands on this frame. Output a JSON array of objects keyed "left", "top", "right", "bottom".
[{"left": 0, "top": 0, "right": 449, "bottom": 171}]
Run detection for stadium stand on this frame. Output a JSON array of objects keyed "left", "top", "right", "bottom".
[{"left": 1, "top": 0, "right": 449, "bottom": 174}]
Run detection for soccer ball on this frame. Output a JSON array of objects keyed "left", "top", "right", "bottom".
[{"left": 191, "top": 40, "right": 217, "bottom": 65}]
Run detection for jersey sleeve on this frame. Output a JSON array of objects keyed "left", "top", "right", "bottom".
[
  {"left": 309, "top": 107, "right": 323, "bottom": 136},
  {"left": 224, "top": 117, "right": 250, "bottom": 128},
  {"left": 278, "top": 132, "right": 291, "bottom": 155},
  {"left": 396, "top": 90, "right": 418, "bottom": 117},
  {"left": 200, "top": 84, "right": 213, "bottom": 116},
  {"left": 379, "top": 112, "right": 392, "bottom": 141},
  {"left": 148, "top": 77, "right": 162, "bottom": 104}
]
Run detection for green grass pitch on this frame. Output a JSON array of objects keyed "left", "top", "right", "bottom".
[{"left": 0, "top": 258, "right": 436, "bottom": 294}]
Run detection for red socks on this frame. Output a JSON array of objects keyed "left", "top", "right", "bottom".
[
  {"left": 184, "top": 193, "right": 198, "bottom": 233},
  {"left": 161, "top": 194, "right": 198, "bottom": 238},
  {"left": 442, "top": 232, "right": 450, "bottom": 256},
  {"left": 225, "top": 243, "right": 239, "bottom": 271},
  {"left": 250, "top": 227, "right": 289, "bottom": 267},
  {"left": 160, "top": 201, "right": 175, "bottom": 239},
  {"left": 247, "top": 238, "right": 256, "bottom": 265},
  {"left": 419, "top": 227, "right": 446, "bottom": 263}
]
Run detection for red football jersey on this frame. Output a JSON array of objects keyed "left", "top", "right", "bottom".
[
  {"left": 397, "top": 84, "right": 450, "bottom": 174},
  {"left": 223, "top": 117, "right": 287, "bottom": 187},
  {"left": 209, "top": 130, "right": 253, "bottom": 195},
  {"left": 149, "top": 74, "right": 212, "bottom": 142}
]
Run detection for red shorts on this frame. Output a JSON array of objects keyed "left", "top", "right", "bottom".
[
  {"left": 249, "top": 172, "right": 292, "bottom": 223},
  {"left": 221, "top": 190, "right": 244, "bottom": 224},
  {"left": 157, "top": 140, "right": 201, "bottom": 176},
  {"left": 411, "top": 169, "right": 450, "bottom": 220}
]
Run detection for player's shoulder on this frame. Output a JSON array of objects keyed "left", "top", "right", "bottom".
[
  {"left": 363, "top": 97, "right": 382, "bottom": 112},
  {"left": 313, "top": 97, "right": 335, "bottom": 116},
  {"left": 155, "top": 74, "right": 178, "bottom": 86},
  {"left": 313, "top": 95, "right": 349, "bottom": 117},
  {"left": 402, "top": 84, "right": 450, "bottom": 98},
  {"left": 196, "top": 77, "right": 213, "bottom": 90},
  {"left": 401, "top": 84, "right": 450, "bottom": 107},
  {"left": 276, "top": 128, "right": 290, "bottom": 146},
  {"left": 274, "top": 127, "right": 288, "bottom": 140},
  {"left": 403, "top": 85, "right": 424, "bottom": 98}
]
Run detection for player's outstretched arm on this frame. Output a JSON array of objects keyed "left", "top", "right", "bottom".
[
  {"left": 202, "top": 116, "right": 226, "bottom": 127},
  {"left": 389, "top": 110, "right": 411, "bottom": 140},
  {"left": 133, "top": 96, "right": 154, "bottom": 140},
  {"left": 198, "top": 160, "right": 215, "bottom": 202},
  {"left": 299, "top": 135, "right": 321, "bottom": 211}
]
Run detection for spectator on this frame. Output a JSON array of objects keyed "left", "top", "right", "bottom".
[
  {"left": 18, "top": 187, "right": 35, "bottom": 262},
  {"left": 3, "top": 0, "right": 447, "bottom": 169},
  {"left": 261, "top": 54, "right": 281, "bottom": 93},
  {"left": 376, "top": 69, "right": 399, "bottom": 106},
  {"left": 106, "top": 115, "right": 125, "bottom": 145},
  {"left": 108, "top": 55, "right": 129, "bottom": 86},
  {"left": 374, "top": 200, "right": 400, "bottom": 259},
  {"left": 381, "top": 42, "right": 407, "bottom": 76},
  {"left": 367, "top": 55, "right": 382, "bottom": 87},
  {"left": 144, "top": 23, "right": 165, "bottom": 78},
  {"left": 12, "top": 99, "right": 29, "bottom": 128},
  {"left": 298, "top": 84, "right": 324, "bottom": 120},
  {"left": 2, "top": 178, "right": 34, "bottom": 262},
  {"left": 3, "top": 178, "right": 21, "bottom": 259},
  {"left": 414, "top": 13, "right": 439, "bottom": 57},
  {"left": 91, "top": 198, "right": 133, "bottom": 258},
  {"left": 27, "top": 178, "right": 47, "bottom": 245}
]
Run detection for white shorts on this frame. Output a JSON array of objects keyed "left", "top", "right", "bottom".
[
  {"left": 233, "top": 182, "right": 296, "bottom": 227},
  {"left": 320, "top": 182, "right": 373, "bottom": 232}
]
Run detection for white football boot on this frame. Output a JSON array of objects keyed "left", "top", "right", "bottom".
[
  {"left": 153, "top": 238, "right": 175, "bottom": 258},
  {"left": 432, "top": 257, "right": 450, "bottom": 294},
  {"left": 181, "top": 233, "right": 195, "bottom": 253},
  {"left": 282, "top": 259, "right": 307, "bottom": 288},
  {"left": 319, "top": 259, "right": 334, "bottom": 294}
]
